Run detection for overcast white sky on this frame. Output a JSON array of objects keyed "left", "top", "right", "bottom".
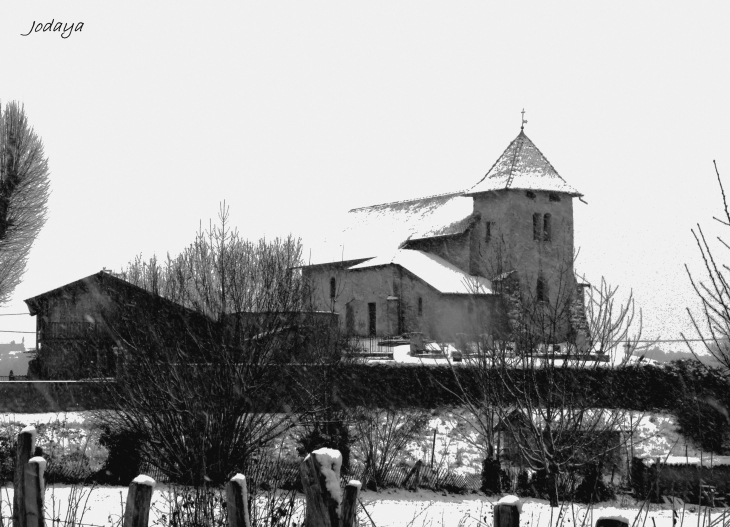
[{"left": 1, "top": 1, "right": 729, "bottom": 354}]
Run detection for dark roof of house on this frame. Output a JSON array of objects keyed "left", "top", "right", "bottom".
[{"left": 23, "top": 271, "right": 211, "bottom": 322}]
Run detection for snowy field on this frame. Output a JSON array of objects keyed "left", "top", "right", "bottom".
[
  {"left": 1, "top": 411, "right": 729, "bottom": 526},
  {"left": 0, "top": 484, "right": 724, "bottom": 527},
  {"left": 2, "top": 409, "right": 730, "bottom": 477}
]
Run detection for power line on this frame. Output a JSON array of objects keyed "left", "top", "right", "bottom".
[
  {"left": 642, "top": 339, "right": 702, "bottom": 343},
  {"left": 0, "top": 330, "right": 34, "bottom": 334},
  {"left": 0, "top": 313, "right": 28, "bottom": 316}
]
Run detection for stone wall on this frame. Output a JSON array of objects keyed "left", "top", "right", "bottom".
[
  {"left": 472, "top": 189, "right": 576, "bottom": 300},
  {"left": 304, "top": 262, "right": 507, "bottom": 340}
]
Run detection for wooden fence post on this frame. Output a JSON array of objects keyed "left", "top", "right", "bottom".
[
  {"left": 226, "top": 473, "right": 251, "bottom": 527},
  {"left": 494, "top": 495, "right": 521, "bottom": 527},
  {"left": 341, "top": 480, "right": 361, "bottom": 527},
  {"left": 300, "top": 449, "right": 342, "bottom": 527},
  {"left": 123, "top": 475, "right": 155, "bottom": 527},
  {"left": 403, "top": 460, "right": 423, "bottom": 490},
  {"left": 13, "top": 425, "right": 36, "bottom": 527},
  {"left": 24, "top": 457, "right": 45, "bottom": 527}
]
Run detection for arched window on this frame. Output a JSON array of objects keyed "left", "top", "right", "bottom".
[
  {"left": 537, "top": 276, "right": 548, "bottom": 302},
  {"left": 329, "top": 277, "right": 336, "bottom": 299},
  {"left": 418, "top": 297, "right": 423, "bottom": 316},
  {"left": 533, "top": 213, "right": 541, "bottom": 241},
  {"left": 543, "top": 214, "right": 552, "bottom": 242}
]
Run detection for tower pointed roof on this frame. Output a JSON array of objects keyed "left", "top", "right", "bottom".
[{"left": 465, "top": 131, "right": 582, "bottom": 197}]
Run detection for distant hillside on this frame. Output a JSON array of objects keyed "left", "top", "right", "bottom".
[
  {"left": 639, "top": 346, "right": 724, "bottom": 367},
  {"left": 0, "top": 339, "right": 32, "bottom": 376}
]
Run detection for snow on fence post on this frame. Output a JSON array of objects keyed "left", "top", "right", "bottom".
[
  {"left": 123, "top": 475, "right": 155, "bottom": 527},
  {"left": 300, "top": 448, "right": 342, "bottom": 527},
  {"left": 13, "top": 425, "right": 36, "bottom": 527},
  {"left": 494, "top": 495, "right": 521, "bottom": 527},
  {"left": 226, "top": 473, "right": 251, "bottom": 527},
  {"left": 341, "top": 480, "right": 361, "bottom": 527},
  {"left": 24, "top": 457, "right": 45, "bottom": 527},
  {"left": 595, "top": 516, "right": 630, "bottom": 527}
]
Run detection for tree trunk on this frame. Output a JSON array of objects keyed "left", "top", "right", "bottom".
[{"left": 547, "top": 471, "right": 559, "bottom": 507}]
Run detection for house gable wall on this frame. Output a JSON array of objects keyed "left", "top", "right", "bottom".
[{"left": 303, "top": 263, "right": 506, "bottom": 340}]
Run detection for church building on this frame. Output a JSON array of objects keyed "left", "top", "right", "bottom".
[{"left": 302, "top": 126, "right": 588, "bottom": 346}]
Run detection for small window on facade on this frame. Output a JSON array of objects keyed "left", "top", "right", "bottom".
[
  {"left": 485, "top": 221, "right": 492, "bottom": 243},
  {"left": 533, "top": 213, "right": 542, "bottom": 241},
  {"left": 537, "top": 276, "right": 548, "bottom": 302},
  {"left": 418, "top": 297, "right": 423, "bottom": 316},
  {"left": 543, "top": 213, "right": 552, "bottom": 242},
  {"left": 526, "top": 191, "right": 536, "bottom": 200},
  {"left": 549, "top": 193, "right": 561, "bottom": 202},
  {"left": 368, "top": 302, "right": 376, "bottom": 336},
  {"left": 345, "top": 303, "right": 354, "bottom": 334},
  {"left": 329, "top": 277, "right": 336, "bottom": 299}
]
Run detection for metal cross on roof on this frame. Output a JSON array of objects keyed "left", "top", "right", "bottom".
[{"left": 521, "top": 108, "right": 527, "bottom": 131}]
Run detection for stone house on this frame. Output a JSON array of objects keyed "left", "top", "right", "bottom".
[{"left": 302, "top": 128, "right": 589, "bottom": 344}]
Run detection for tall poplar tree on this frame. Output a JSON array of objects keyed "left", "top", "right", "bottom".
[{"left": 0, "top": 101, "right": 50, "bottom": 303}]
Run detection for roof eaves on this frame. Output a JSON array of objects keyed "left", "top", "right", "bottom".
[
  {"left": 348, "top": 191, "right": 465, "bottom": 213},
  {"left": 297, "top": 258, "right": 373, "bottom": 270}
]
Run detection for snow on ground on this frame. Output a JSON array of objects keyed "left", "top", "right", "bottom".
[
  {"left": 0, "top": 485, "right": 723, "bottom": 527},
  {"left": 0, "top": 411, "right": 729, "bottom": 526},
  {"left": 392, "top": 344, "right": 657, "bottom": 367},
  {"left": 0, "top": 412, "right": 91, "bottom": 426},
  {"left": 5, "top": 408, "right": 730, "bottom": 475}
]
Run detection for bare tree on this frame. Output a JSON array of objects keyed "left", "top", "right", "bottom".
[
  {"left": 0, "top": 101, "right": 50, "bottom": 303},
  {"left": 96, "top": 204, "right": 339, "bottom": 486},
  {"left": 446, "top": 259, "right": 644, "bottom": 506},
  {"left": 684, "top": 161, "right": 730, "bottom": 373}
]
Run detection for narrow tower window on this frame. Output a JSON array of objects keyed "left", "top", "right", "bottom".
[
  {"left": 485, "top": 221, "right": 492, "bottom": 243},
  {"left": 329, "top": 277, "right": 336, "bottom": 299},
  {"left": 533, "top": 213, "right": 542, "bottom": 241},
  {"left": 537, "top": 276, "right": 548, "bottom": 302},
  {"left": 418, "top": 297, "right": 423, "bottom": 316},
  {"left": 543, "top": 213, "right": 552, "bottom": 242}
]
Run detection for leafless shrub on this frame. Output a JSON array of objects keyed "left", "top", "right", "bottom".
[
  {"left": 96, "top": 204, "right": 336, "bottom": 486},
  {"left": 351, "top": 407, "right": 429, "bottom": 489}
]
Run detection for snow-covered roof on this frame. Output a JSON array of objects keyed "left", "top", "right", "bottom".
[
  {"left": 311, "top": 192, "right": 474, "bottom": 264},
  {"left": 466, "top": 131, "right": 582, "bottom": 197},
  {"left": 348, "top": 249, "right": 493, "bottom": 295}
]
